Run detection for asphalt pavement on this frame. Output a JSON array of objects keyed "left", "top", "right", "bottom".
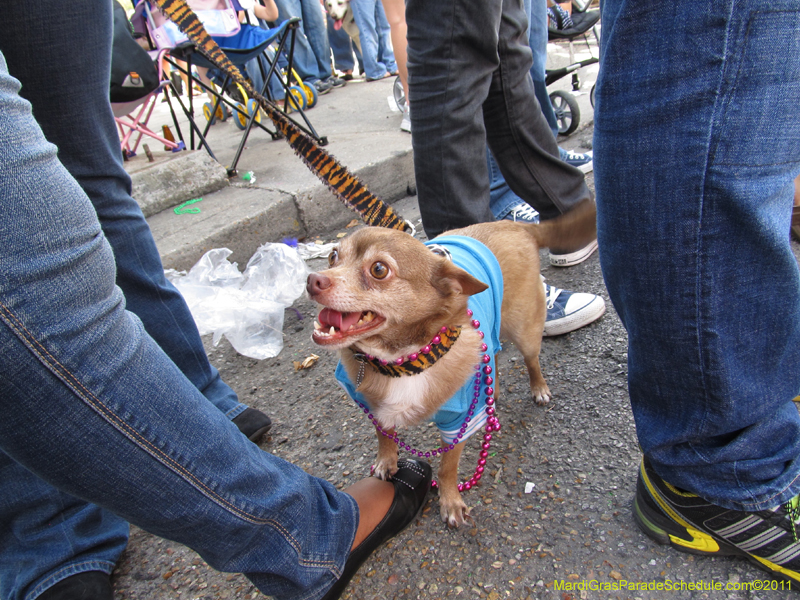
[{"left": 112, "top": 35, "right": 789, "bottom": 600}]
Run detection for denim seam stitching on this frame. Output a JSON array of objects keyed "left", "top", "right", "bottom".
[{"left": 0, "top": 301, "right": 337, "bottom": 569}]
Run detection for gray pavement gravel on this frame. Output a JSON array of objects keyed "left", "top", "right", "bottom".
[{"left": 111, "top": 160, "right": 799, "bottom": 599}]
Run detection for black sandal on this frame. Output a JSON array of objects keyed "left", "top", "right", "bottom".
[{"left": 320, "top": 458, "right": 432, "bottom": 600}]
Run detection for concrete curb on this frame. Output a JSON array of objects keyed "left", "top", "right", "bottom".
[
  {"left": 146, "top": 148, "right": 416, "bottom": 271},
  {"left": 131, "top": 150, "right": 229, "bottom": 218}
]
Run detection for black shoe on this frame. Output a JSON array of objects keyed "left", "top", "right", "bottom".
[
  {"left": 37, "top": 572, "right": 113, "bottom": 600},
  {"left": 232, "top": 407, "right": 273, "bottom": 442},
  {"left": 634, "top": 457, "right": 800, "bottom": 584},
  {"left": 320, "top": 459, "right": 432, "bottom": 600}
]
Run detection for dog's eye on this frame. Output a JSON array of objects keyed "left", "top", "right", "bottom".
[
  {"left": 328, "top": 249, "right": 338, "bottom": 267},
  {"left": 370, "top": 261, "right": 389, "bottom": 279}
]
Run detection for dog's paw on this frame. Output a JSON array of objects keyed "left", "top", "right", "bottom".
[
  {"left": 531, "top": 384, "right": 552, "bottom": 405},
  {"left": 372, "top": 458, "right": 399, "bottom": 481},
  {"left": 439, "top": 494, "right": 471, "bottom": 527}
]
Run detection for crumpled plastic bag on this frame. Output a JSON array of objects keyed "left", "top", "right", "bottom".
[{"left": 165, "top": 244, "right": 307, "bottom": 359}]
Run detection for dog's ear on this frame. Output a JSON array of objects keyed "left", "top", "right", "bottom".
[{"left": 432, "top": 260, "right": 489, "bottom": 297}]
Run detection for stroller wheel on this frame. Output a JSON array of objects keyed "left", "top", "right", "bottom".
[
  {"left": 392, "top": 76, "right": 405, "bottom": 111},
  {"left": 288, "top": 85, "right": 308, "bottom": 112},
  {"left": 233, "top": 102, "right": 248, "bottom": 130},
  {"left": 301, "top": 82, "right": 318, "bottom": 108},
  {"left": 217, "top": 103, "right": 231, "bottom": 122},
  {"left": 549, "top": 90, "right": 580, "bottom": 136},
  {"left": 247, "top": 98, "right": 262, "bottom": 124},
  {"left": 203, "top": 102, "right": 217, "bottom": 125}
]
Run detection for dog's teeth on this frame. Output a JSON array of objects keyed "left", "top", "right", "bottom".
[
  {"left": 329, "top": 326, "right": 336, "bottom": 335},
  {"left": 363, "top": 312, "right": 374, "bottom": 322},
  {"left": 314, "top": 321, "right": 321, "bottom": 330}
]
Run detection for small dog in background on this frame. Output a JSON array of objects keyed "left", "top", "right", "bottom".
[
  {"left": 324, "top": 0, "right": 362, "bottom": 55},
  {"left": 306, "top": 200, "right": 601, "bottom": 526}
]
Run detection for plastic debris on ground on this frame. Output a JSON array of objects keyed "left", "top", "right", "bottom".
[
  {"left": 295, "top": 240, "right": 339, "bottom": 260},
  {"left": 165, "top": 243, "right": 307, "bottom": 359}
]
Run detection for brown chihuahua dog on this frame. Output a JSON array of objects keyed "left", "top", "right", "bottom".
[{"left": 306, "top": 199, "right": 597, "bottom": 526}]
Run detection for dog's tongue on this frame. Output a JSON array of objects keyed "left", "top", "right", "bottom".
[
  {"left": 333, "top": 19, "right": 343, "bottom": 30},
  {"left": 319, "top": 308, "right": 361, "bottom": 331}
]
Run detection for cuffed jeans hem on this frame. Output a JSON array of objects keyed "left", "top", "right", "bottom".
[
  {"left": 225, "top": 403, "right": 249, "bottom": 420},
  {"left": 28, "top": 560, "right": 114, "bottom": 600}
]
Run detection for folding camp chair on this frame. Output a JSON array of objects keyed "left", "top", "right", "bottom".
[
  {"left": 138, "top": 0, "right": 327, "bottom": 176},
  {"left": 113, "top": 48, "right": 186, "bottom": 158}
]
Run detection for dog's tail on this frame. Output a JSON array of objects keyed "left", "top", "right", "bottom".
[{"left": 529, "top": 198, "right": 597, "bottom": 251}]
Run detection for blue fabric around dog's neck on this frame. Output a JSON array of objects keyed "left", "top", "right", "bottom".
[{"left": 335, "top": 235, "right": 503, "bottom": 444}]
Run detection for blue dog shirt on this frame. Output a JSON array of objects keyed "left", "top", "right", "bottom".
[{"left": 335, "top": 235, "right": 503, "bottom": 444}]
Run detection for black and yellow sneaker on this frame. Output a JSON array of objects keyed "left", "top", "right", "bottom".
[{"left": 634, "top": 457, "right": 800, "bottom": 584}]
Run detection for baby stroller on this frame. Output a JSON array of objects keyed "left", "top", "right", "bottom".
[{"left": 545, "top": 1, "right": 600, "bottom": 136}]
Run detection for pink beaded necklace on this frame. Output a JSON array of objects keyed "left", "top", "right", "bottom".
[{"left": 354, "top": 309, "right": 501, "bottom": 491}]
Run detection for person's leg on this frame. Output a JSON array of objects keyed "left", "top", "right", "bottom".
[
  {"left": 596, "top": 0, "right": 800, "bottom": 509},
  {"left": 373, "top": 0, "right": 397, "bottom": 75},
  {"left": 527, "top": 0, "right": 558, "bottom": 137},
  {"left": 350, "top": 0, "right": 388, "bottom": 80},
  {"left": 0, "top": 53, "right": 360, "bottom": 600},
  {"left": 274, "top": 0, "right": 325, "bottom": 83},
  {"left": 0, "top": 452, "right": 129, "bottom": 600},
  {"left": 407, "top": 0, "right": 590, "bottom": 239},
  {"left": 299, "top": 0, "right": 333, "bottom": 81},
  {"left": 380, "top": 0, "right": 408, "bottom": 98},
  {"left": 0, "top": 2, "right": 252, "bottom": 422}
]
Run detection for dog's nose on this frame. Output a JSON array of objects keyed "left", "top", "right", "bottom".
[{"left": 306, "top": 272, "right": 332, "bottom": 296}]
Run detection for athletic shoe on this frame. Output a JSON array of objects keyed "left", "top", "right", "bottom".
[
  {"left": 500, "top": 200, "right": 539, "bottom": 224},
  {"left": 542, "top": 282, "right": 605, "bottom": 336},
  {"left": 314, "top": 79, "right": 333, "bottom": 95},
  {"left": 634, "top": 457, "right": 800, "bottom": 584},
  {"left": 325, "top": 75, "right": 346, "bottom": 89},
  {"left": 560, "top": 148, "right": 593, "bottom": 174},
  {"left": 400, "top": 104, "right": 411, "bottom": 133},
  {"left": 549, "top": 239, "right": 598, "bottom": 267}
]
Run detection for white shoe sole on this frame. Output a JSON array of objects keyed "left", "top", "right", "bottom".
[
  {"left": 549, "top": 239, "right": 599, "bottom": 267},
  {"left": 543, "top": 295, "right": 606, "bottom": 336}
]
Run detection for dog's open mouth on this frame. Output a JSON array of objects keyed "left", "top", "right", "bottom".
[{"left": 312, "top": 308, "right": 385, "bottom": 345}]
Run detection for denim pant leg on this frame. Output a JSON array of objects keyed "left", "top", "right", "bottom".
[
  {"left": 0, "top": 2, "right": 247, "bottom": 422},
  {"left": 0, "top": 56, "right": 357, "bottom": 600},
  {"left": 275, "top": 0, "right": 324, "bottom": 82},
  {"left": 0, "top": 453, "right": 129, "bottom": 600},
  {"left": 407, "top": 0, "right": 591, "bottom": 238},
  {"left": 299, "top": 0, "right": 333, "bottom": 80},
  {"left": 350, "top": 0, "right": 389, "bottom": 80},
  {"left": 528, "top": 0, "right": 558, "bottom": 136},
  {"left": 595, "top": 0, "right": 800, "bottom": 511}
]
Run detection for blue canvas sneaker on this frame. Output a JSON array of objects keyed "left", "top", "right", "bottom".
[
  {"left": 500, "top": 200, "right": 539, "bottom": 223},
  {"left": 560, "top": 148, "right": 593, "bottom": 174},
  {"left": 543, "top": 282, "right": 605, "bottom": 336}
]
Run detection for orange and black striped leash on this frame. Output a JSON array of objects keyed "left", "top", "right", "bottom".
[{"left": 153, "top": 0, "right": 411, "bottom": 232}]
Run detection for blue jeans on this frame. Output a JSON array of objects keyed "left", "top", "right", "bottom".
[
  {"left": 595, "top": 0, "right": 800, "bottom": 511},
  {"left": 407, "top": 0, "right": 590, "bottom": 239},
  {"left": 275, "top": 0, "right": 333, "bottom": 82},
  {"left": 0, "top": 4, "right": 356, "bottom": 600},
  {"left": 349, "top": 0, "right": 397, "bottom": 80}
]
